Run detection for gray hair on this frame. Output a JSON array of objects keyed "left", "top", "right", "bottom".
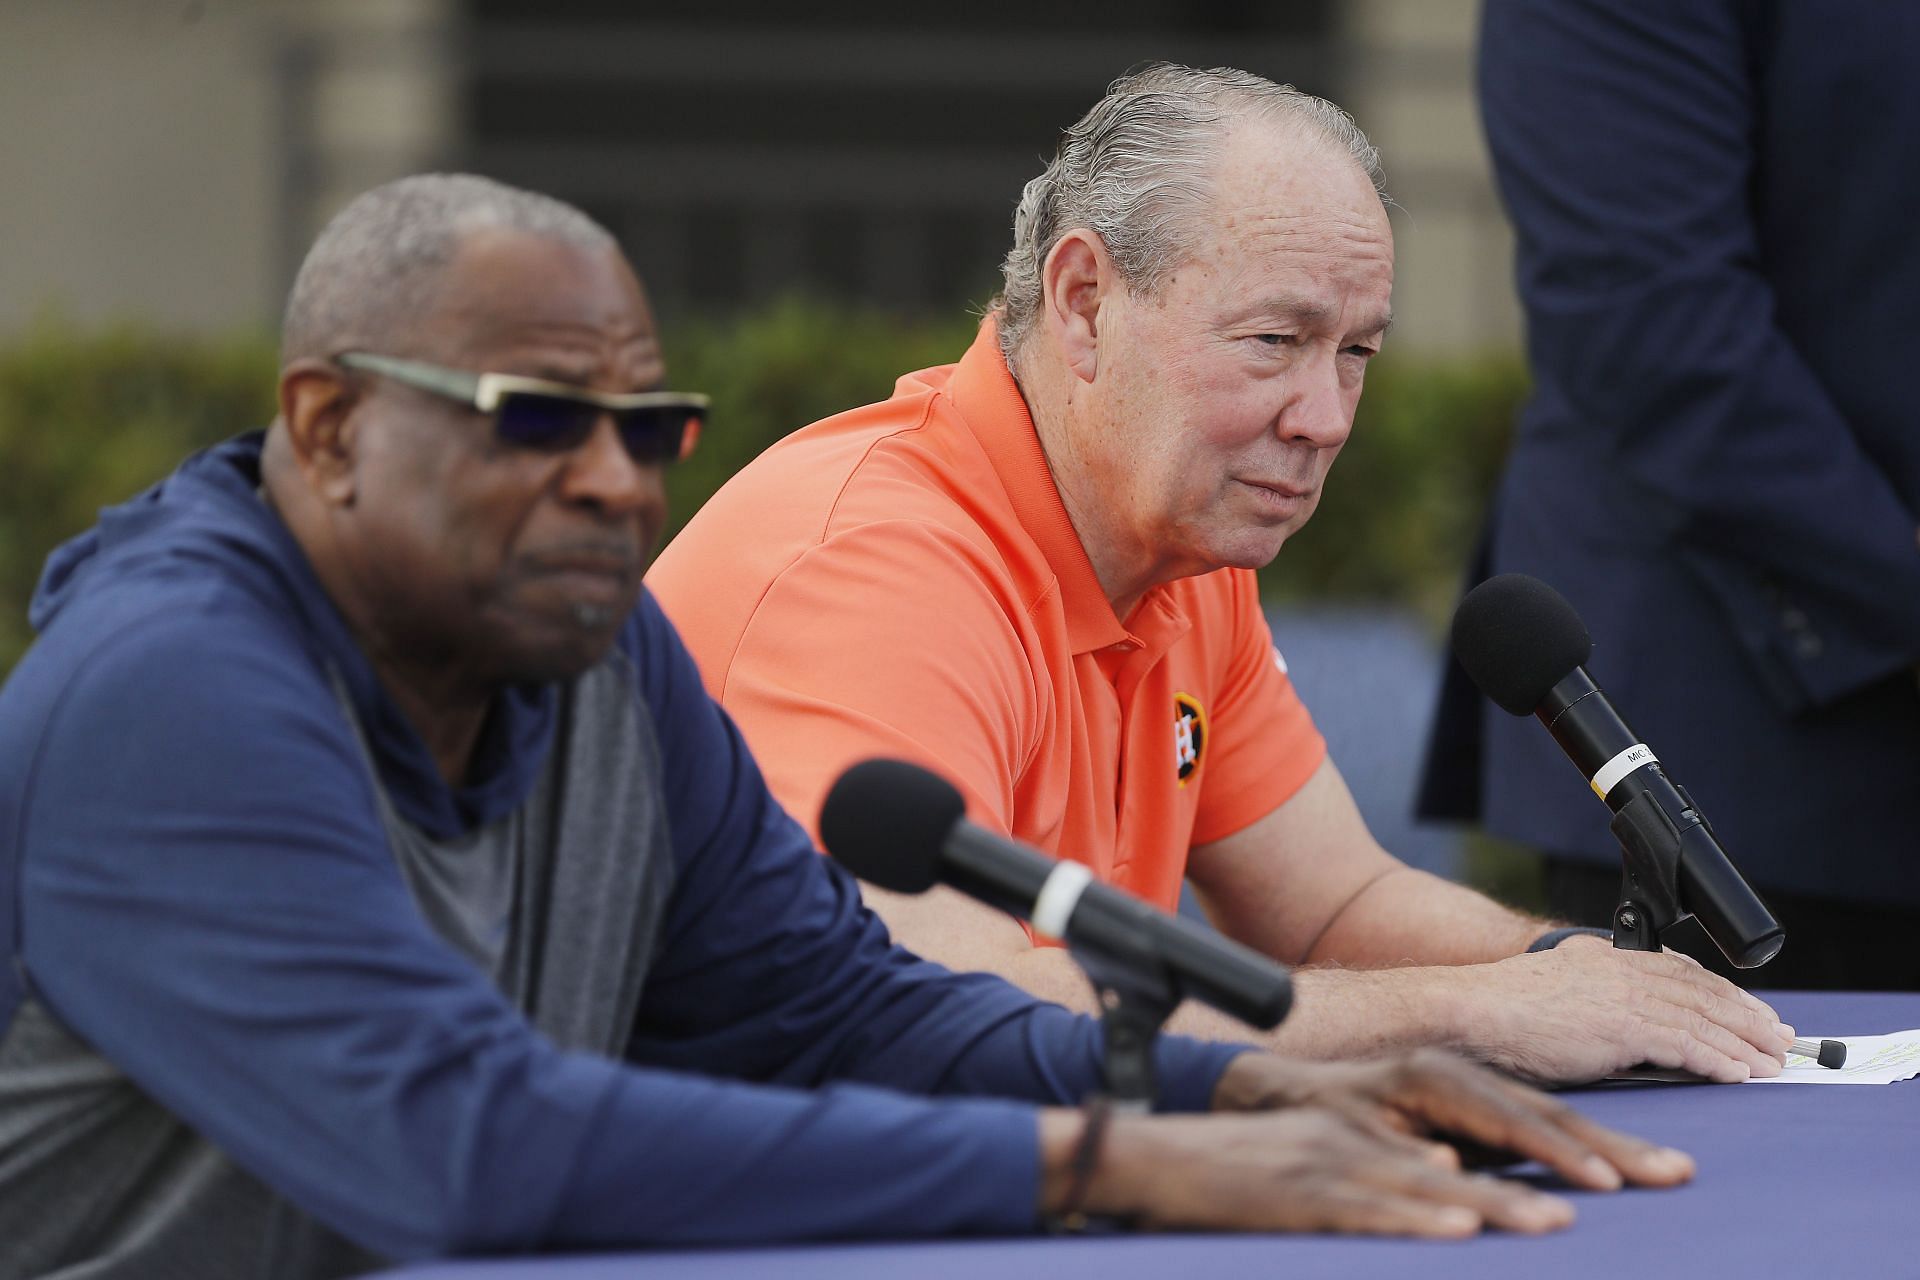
[
  {"left": 994, "top": 63, "right": 1386, "bottom": 363},
  {"left": 279, "top": 173, "right": 617, "bottom": 366}
]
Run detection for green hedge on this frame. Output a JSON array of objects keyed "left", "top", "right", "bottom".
[
  {"left": 659, "top": 299, "right": 983, "bottom": 547},
  {"left": 0, "top": 321, "right": 280, "bottom": 673},
  {"left": 0, "top": 303, "right": 1523, "bottom": 676},
  {"left": 1267, "top": 355, "right": 1525, "bottom": 621}
]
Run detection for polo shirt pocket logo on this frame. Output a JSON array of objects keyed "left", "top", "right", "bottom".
[{"left": 1173, "top": 692, "right": 1208, "bottom": 785}]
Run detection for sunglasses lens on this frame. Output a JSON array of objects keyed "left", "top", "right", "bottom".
[
  {"left": 494, "top": 393, "right": 598, "bottom": 451},
  {"left": 613, "top": 407, "right": 701, "bottom": 465},
  {"left": 495, "top": 391, "right": 705, "bottom": 465}
]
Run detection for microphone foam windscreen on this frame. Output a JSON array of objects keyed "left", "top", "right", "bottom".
[
  {"left": 1450, "top": 574, "right": 1593, "bottom": 716},
  {"left": 818, "top": 758, "right": 967, "bottom": 894}
]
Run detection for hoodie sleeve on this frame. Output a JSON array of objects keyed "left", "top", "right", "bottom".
[{"left": 14, "top": 606, "right": 1048, "bottom": 1258}]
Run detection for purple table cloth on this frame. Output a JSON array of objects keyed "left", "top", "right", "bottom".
[{"left": 376, "top": 991, "right": 1920, "bottom": 1279}]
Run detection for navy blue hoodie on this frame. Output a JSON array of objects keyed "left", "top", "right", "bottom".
[{"left": 0, "top": 434, "right": 1243, "bottom": 1265}]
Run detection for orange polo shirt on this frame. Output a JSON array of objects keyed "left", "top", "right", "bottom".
[{"left": 648, "top": 319, "right": 1325, "bottom": 934}]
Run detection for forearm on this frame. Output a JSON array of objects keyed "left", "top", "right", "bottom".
[
  {"left": 917, "top": 902, "right": 1786, "bottom": 1089},
  {"left": 1251, "top": 965, "right": 1485, "bottom": 1061},
  {"left": 1001, "top": 930, "right": 1478, "bottom": 1066},
  {"left": 999, "top": 944, "right": 1266, "bottom": 1040},
  {"left": 983, "top": 864, "right": 1540, "bottom": 1062},
  {"left": 1191, "top": 763, "right": 1548, "bottom": 972},
  {"left": 1226, "top": 867, "right": 1572, "bottom": 1062},
  {"left": 1305, "top": 865, "right": 1545, "bottom": 968}
]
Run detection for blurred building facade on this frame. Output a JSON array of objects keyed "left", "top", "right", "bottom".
[{"left": 0, "top": 0, "right": 1514, "bottom": 355}]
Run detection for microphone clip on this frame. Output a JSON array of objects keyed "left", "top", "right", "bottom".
[
  {"left": 1071, "top": 945, "right": 1185, "bottom": 1111},
  {"left": 1608, "top": 784, "right": 1689, "bottom": 952}
]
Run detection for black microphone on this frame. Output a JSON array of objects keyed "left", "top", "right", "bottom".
[
  {"left": 820, "top": 758, "right": 1292, "bottom": 1029},
  {"left": 1451, "top": 574, "right": 1784, "bottom": 969}
]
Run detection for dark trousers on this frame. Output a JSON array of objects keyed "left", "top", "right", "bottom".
[{"left": 1543, "top": 857, "right": 1920, "bottom": 991}]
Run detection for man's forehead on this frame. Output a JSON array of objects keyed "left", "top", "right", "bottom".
[
  {"left": 451, "top": 307, "right": 660, "bottom": 360},
  {"left": 464, "top": 322, "right": 666, "bottom": 388},
  {"left": 1216, "top": 115, "right": 1384, "bottom": 200},
  {"left": 435, "top": 230, "right": 646, "bottom": 320},
  {"left": 1184, "top": 127, "right": 1394, "bottom": 326},
  {"left": 428, "top": 229, "right": 663, "bottom": 379},
  {"left": 1193, "top": 213, "right": 1395, "bottom": 333},
  {"left": 1207, "top": 123, "right": 1391, "bottom": 246}
]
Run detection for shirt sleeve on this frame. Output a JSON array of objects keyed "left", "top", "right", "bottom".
[
  {"left": 16, "top": 601, "right": 1240, "bottom": 1259},
  {"left": 1189, "top": 570, "right": 1327, "bottom": 847},
  {"left": 1481, "top": 0, "right": 1920, "bottom": 708}
]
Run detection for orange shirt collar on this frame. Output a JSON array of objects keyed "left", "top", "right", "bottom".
[{"left": 947, "top": 318, "right": 1132, "bottom": 654}]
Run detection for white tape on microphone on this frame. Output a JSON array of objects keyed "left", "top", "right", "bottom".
[
  {"left": 1589, "top": 743, "right": 1657, "bottom": 799},
  {"left": 1031, "top": 860, "right": 1095, "bottom": 941}
]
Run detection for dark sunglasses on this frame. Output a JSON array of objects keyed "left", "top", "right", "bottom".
[{"left": 335, "top": 352, "right": 707, "bottom": 465}]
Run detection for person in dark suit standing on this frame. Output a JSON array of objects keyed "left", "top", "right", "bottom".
[{"left": 1422, "top": 0, "right": 1920, "bottom": 989}]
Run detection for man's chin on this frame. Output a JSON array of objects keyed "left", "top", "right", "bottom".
[
  {"left": 492, "top": 607, "right": 632, "bottom": 684},
  {"left": 1213, "top": 532, "right": 1293, "bottom": 573}
]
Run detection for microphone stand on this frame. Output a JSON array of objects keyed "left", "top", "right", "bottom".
[
  {"left": 1070, "top": 945, "right": 1184, "bottom": 1111},
  {"left": 1607, "top": 786, "right": 1694, "bottom": 953}
]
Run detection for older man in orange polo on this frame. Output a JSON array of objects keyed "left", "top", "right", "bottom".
[{"left": 649, "top": 63, "right": 1793, "bottom": 1086}]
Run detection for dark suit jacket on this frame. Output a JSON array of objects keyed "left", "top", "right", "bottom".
[{"left": 1422, "top": 0, "right": 1920, "bottom": 907}]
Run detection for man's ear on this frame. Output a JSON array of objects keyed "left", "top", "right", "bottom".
[
  {"left": 1040, "top": 229, "right": 1113, "bottom": 385},
  {"left": 277, "top": 359, "right": 360, "bottom": 506}
]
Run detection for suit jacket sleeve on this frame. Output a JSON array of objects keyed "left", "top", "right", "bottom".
[{"left": 1481, "top": 0, "right": 1920, "bottom": 709}]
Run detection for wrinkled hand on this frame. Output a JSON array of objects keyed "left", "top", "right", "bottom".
[
  {"left": 1210, "top": 1047, "right": 1695, "bottom": 1192},
  {"left": 1466, "top": 938, "right": 1791, "bottom": 1084}
]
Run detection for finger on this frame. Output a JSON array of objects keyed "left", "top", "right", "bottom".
[
  {"left": 1329, "top": 1100, "right": 1461, "bottom": 1169},
  {"left": 1727, "top": 977, "right": 1787, "bottom": 1027},
  {"left": 1544, "top": 1106, "right": 1696, "bottom": 1188},
  {"left": 1392, "top": 1053, "right": 1637, "bottom": 1190},
  {"left": 1629, "top": 954, "right": 1790, "bottom": 1053},
  {"left": 1634, "top": 1004, "right": 1767, "bottom": 1081},
  {"left": 1370, "top": 1161, "right": 1576, "bottom": 1236},
  {"left": 1279, "top": 1185, "right": 1485, "bottom": 1239},
  {"left": 1622, "top": 996, "right": 1785, "bottom": 1082},
  {"left": 1650, "top": 965, "right": 1788, "bottom": 1052},
  {"left": 1193, "top": 1116, "right": 1488, "bottom": 1238},
  {"left": 1492, "top": 1078, "right": 1696, "bottom": 1189},
  {"left": 1694, "top": 964, "right": 1785, "bottom": 1025},
  {"left": 1618, "top": 964, "right": 1791, "bottom": 1068}
]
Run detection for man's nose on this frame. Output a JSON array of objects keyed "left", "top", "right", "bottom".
[
  {"left": 1279, "top": 351, "right": 1355, "bottom": 450},
  {"left": 559, "top": 413, "right": 665, "bottom": 515}
]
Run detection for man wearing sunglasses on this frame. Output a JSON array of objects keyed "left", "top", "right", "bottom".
[
  {"left": 649, "top": 64, "right": 1795, "bottom": 1088},
  {"left": 0, "top": 173, "right": 1689, "bottom": 1278}
]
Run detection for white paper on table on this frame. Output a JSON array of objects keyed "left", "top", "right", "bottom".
[{"left": 1745, "top": 1029, "right": 1920, "bottom": 1084}]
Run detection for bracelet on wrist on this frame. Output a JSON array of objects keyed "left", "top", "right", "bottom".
[
  {"left": 1526, "top": 925, "right": 1612, "bottom": 953},
  {"left": 1047, "top": 1094, "right": 1114, "bottom": 1234}
]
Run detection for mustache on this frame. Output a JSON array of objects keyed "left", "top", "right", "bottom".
[{"left": 516, "top": 540, "right": 644, "bottom": 574}]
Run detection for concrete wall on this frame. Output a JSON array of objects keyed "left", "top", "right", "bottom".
[
  {"left": 0, "top": 0, "right": 456, "bottom": 338},
  {"left": 0, "top": 0, "right": 1519, "bottom": 355},
  {"left": 1341, "top": 0, "right": 1522, "bottom": 356}
]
